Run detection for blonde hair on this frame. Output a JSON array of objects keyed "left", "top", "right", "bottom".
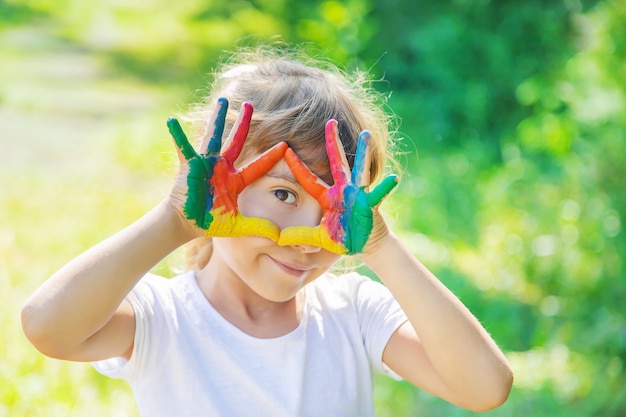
[{"left": 182, "top": 46, "right": 398, "bottom": 270}]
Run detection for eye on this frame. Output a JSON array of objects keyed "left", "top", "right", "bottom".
[{"left": 274, "top": 189, "right": 297, "bottom": 205}]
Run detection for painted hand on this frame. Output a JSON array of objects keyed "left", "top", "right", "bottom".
[
  {"left": 278, "top": 119, "right": 398, "bottom": 255},
  {"left": 168, "top": 98, "right": 287, "bottom": 239}
]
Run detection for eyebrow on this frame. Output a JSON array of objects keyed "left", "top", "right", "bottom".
[{"left": 264, "top": 172, "right": 303, "bottom": 188}]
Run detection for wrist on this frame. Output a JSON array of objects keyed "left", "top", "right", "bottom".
[
  {"left": 358, "top": 228, "right": 399, "bottom": 262},
  {"left": 152, "top": 200, "right": 199, "bottom": 246},
  {"left": 163, "top": 190, "right": 207, "bottom": 240}
]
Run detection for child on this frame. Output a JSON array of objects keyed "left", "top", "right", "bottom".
[{"left": 21, "top": 47, "right": 513, "bottom": 416}]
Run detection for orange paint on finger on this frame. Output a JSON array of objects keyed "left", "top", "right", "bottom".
[{"left": 210, "top": 161, "right": 243, "bottom": 215}]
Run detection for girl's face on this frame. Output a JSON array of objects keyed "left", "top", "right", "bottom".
[{"left": 211, "top": 158, "right": 341, "bottom": 303}]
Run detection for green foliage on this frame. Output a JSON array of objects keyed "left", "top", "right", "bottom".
[
  {"left": 2, "top": 0, "right": 626, "bottom": 415},
  {"left": 0, "top": 0, "right": 41, "bottom": 26},
  {"left": 366, "top": 0, "right": 600, "bottom": 151}
]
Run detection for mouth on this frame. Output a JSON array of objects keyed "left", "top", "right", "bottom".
[{"left": 268, "top": 256, "right": 311, "bottom": 277}]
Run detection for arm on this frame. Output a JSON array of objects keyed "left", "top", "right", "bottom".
[
  {"left": 279, "top": 120, "right": 512, "bottom": 410},
  {"left": 21, "top": 99, "right": 286, "bottom": 362},
  {"left": 360, "top": 233, "right": 513, "bottom": 411},
  {"left": 21, "top": 202, "right": 189, "bottom": 362}
]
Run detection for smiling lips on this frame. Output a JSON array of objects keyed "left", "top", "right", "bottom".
[{"left": 269, "top": 256, "right": 310, "bottom": 277}]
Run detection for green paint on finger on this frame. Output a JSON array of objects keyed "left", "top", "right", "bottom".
[
  {"left": 349, "top": 192, "right": 373, "bottom": 254},
  {"left": 183, "top": 155, "right": 217, "bottom": 230}
]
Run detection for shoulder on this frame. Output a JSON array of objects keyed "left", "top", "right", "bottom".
[
  {"left": 127, "top": 271, "right": 197, "bottom": 316},
  {"left": 133, "top": 270, "right": 195, "bottom": 294},
  {"left": 307, "top": 271, "right": 394, "bottom": 310},
  {"left": 308, "top": 271, "right": 365, "bottom": 295},
  {"left": 306, "top": 271, "right": 407, "bottom": 377},
  {"left": 312, "top": 270, "right": 390, "bottom": 293}
]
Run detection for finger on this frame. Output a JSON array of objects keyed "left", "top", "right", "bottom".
[
  {"left": 167, "top": 118, "right": 197, "bottom": 161},
  {"left": 352, "top": 130, "right": 372, "bottom": 187},
  {"left": 223, "top": 101, "right": 253, "bottom": 163},
  {"left": 366, "top": 174, "right": 399, "bottom": 207},
  {"left": 325, "top": 119, "right": 351, "bottom": 184},
  {"left": 284, "top": 148, "right": 330, "bottom": 204},
  {"left": 239, "top": 142, "right": 289, "bottom": 186},
  {"left": 205, "top": 97, "right": 229, "bottom": 154}
]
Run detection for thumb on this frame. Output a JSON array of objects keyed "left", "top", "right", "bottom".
[{"left": 366, "top": 175, "right": 399, "bottom": 207}]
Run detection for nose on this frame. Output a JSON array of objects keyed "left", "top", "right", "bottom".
[{"left": 291, "top": 242, "right": 322, "bottom": 254}]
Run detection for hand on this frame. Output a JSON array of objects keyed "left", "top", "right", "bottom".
[
  {"left": 278, "top": 119, "right": 398, "bottom": 255},
  {"left": 168, "top": 98, "right": 288, "bottom": 239}
]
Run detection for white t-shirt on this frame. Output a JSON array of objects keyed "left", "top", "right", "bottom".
[{"left": 93, "top": 271, "right": 408, "bottom": 417}]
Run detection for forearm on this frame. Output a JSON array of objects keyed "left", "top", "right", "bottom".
[
  {"left": 21, "top": 201, "right": 191, "bottom": 356},
  {"left": 360, "top": 232, "right": 512, "bottom": 404}
]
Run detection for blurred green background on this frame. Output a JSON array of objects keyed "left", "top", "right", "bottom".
[{"left": 1, "top": 0, "right": 625, "bottom": 415}]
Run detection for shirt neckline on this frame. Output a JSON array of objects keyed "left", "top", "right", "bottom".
[{"left": 181, "top": 270, "right": 310, "bottom": 346}]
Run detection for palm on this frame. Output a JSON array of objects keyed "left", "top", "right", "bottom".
[
  {"left": 279, "top": 119, "right": 398, "bottom": 255},
  {"left": 167, "top": 98, "right": 287, "bottom": 240}
]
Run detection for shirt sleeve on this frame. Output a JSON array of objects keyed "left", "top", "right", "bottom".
[
  {"left": 348, "top": 272, "right": 408, "bottom": 379},
  {"left": 92, "top": 273, "right": 171, "bottom": 381}
]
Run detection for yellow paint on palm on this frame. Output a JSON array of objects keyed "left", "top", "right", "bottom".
[
  {"left": 277, "top": 225, "right": 347, "bottom": 255},
  {"left": 207, "top": 208, "right": 280, "bottom": 241}
]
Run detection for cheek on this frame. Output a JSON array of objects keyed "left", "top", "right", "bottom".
[
  {"left": 290, "top": 201, "right": 324, "bottom": 229},
  {"left": 237, "top": 186, "right": 272, "bottom": 219},
  {"left": 306, "top": 252, "right": 342, "bottom": 281},
  {"left": 313, "top": 249, "right": 342, "bottom": 269}
]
